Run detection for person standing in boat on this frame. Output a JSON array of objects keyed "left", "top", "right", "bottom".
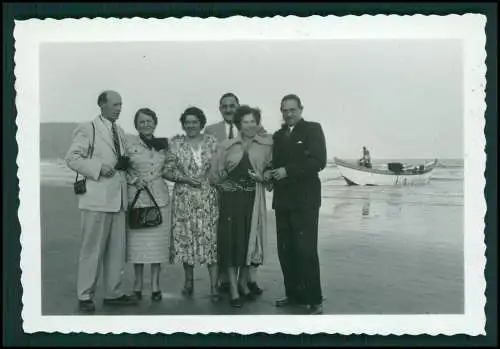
[{"left": 360, "top": 146, "right": 372, "bottom": 168}]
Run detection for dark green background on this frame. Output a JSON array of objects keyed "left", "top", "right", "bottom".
[{"left": 3, "top": 2, "right": 497, "bottom": 347}]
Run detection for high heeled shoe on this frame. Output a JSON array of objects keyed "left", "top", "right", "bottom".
[
  {"left": 151, "top": 291, "right": 162, "bottom": 301},
  {"left": 238, "top": 284, "right": 257, "bottom": 301},
  {"left": 247, "top": 282, "right": 263, "bottom": 296},
  {"left": 133, "top": 291, "right": 143, "bottom": 300},
  {"left": 229, "top": 297, "right": 243, "bottom": 308},
  {"left": 181, "top": 280, "right": 194, "bottom": 296}
]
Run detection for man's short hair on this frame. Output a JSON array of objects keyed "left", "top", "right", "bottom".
[
  {"left": 219, "top": 92, "right": 240, "bottom": 105},
  {"left": 97, "top": 91, "right": 108, "bottom": 107},
  {"left": 280, "top": 94, "right": 303, "bottom": 109}
]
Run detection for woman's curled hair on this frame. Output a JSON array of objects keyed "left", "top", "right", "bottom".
[
  {"left": 179, "top": 106, "right": 207, "bottom": 129},
  {"left": 233, "top": 105, "right": 261, "bottom": 130}
]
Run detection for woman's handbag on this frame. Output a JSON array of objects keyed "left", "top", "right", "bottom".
[
  {"left": 73, "top": 122, "right": 96, "bottom": 195},
  {"left": 128, "top": 186, "right": 163, "bottom": 229}
]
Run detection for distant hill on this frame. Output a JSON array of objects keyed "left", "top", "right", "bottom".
[{"left": 40, "top": 122, "right": 78, "bottom": 160}]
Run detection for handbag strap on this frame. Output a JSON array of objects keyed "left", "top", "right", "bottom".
[
  {"left": 75, "top": 122, "right": 96, "bottom": 182},
  {"left": 129, "top": 186, "right": 160, "bottom": 209},
  {"left": 144, "top": 187, "right": 161, "bottom": 208}
]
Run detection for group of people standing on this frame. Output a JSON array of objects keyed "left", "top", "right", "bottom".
[{"left": 65, "top": 90, "right": 327, "bottom": 315}]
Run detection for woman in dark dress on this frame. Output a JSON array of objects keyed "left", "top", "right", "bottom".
[{"left": 210, "top": 106, "right": 273, "bottom": 307}]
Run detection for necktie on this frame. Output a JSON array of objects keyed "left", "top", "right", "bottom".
[
  {"left": 228, "top": 123, "right": 234, "bottom": 139},
  {"left": 283, "top": 126, "right": 292, "bottom": 140},
  {"left": 111, "top": 122, "right": 121, "bottom": 156}
]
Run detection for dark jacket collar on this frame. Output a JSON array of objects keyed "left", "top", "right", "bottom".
[{"left": 281, "top": 118, "right": 305, "bottom": 132}]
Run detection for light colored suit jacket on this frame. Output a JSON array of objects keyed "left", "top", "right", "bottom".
[
  {"left": 65, "top": 116, "right": 128, "bottom": 212},
  {"left": 204, "top": 121, "right": 227, "bottom": 143}
]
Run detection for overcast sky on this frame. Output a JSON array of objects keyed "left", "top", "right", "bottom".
[{"left": 40, "top": 39, "right": 463, "bottom": 159}]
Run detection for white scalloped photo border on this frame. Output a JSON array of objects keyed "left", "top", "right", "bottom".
[{"left": 14, "top": 14, "right": 486, "bottom": 335}]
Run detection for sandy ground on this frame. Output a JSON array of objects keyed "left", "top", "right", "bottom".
[{"left": 40, "top": 184, "right": 463, "bottom": 315}]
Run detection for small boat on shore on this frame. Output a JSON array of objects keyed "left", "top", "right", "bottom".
[{"left": 334, "top": 157, "right": 438, "bottom": 186}]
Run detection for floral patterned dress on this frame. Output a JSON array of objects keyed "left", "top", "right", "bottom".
[{"left": 165, "top": 134, "right": 219, "bottom": 266}]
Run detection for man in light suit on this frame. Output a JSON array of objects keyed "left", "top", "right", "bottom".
[{"left": 66, "top": 90, "right": 138, "bottom": 313}]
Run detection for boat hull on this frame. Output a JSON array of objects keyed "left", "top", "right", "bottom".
[{"left": 334, "top": 158, "right": 436, "bottom": 186}]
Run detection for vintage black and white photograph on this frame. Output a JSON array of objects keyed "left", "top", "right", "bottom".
[{"left": 15, "top": 15, "right": 486, "bottom": 334}]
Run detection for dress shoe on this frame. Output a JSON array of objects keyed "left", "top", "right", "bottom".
[
  {"left": 103, "top": 294, "right": 139, "bottom": 306},
  {"left": 238, "top": 285, "right": 257, "bottom": 301},
  {"left": 308, "top": 304, "right": 323, "bottom": 315},
  {"left": 78, "top": 300, "right": 95, "bottom": 313},
  {"left": 229, "top": 297, "right": 243, "bottom": 308},
  {"left": 134, "top": 291, "right": 143, "bottom": 300},
  {"left": 181, "top": 281, "right": 194, "bottom": 296},
  {"left": 151, "top": 291, "right": 162, "bottom": 301},
  {"left": 247, "top": 282, "right": 263, "bottom": 295},
  {"left": 275, "top": 298, "right": 296, "bottom": 307}
]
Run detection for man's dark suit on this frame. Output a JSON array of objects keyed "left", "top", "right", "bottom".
[{"left": 272, "top": 118, "right": 327, "bottom": 306}]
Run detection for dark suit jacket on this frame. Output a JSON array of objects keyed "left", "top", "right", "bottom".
[{"left": 271, "top": 118, "right": 327, "bottom": 211}]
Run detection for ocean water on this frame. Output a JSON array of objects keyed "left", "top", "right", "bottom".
[
  {"left": 41, "top": 158, "right": 463, "bottom": 203},
  {"left": 40, "top": 158, "right": 464, "bottom": 214}
]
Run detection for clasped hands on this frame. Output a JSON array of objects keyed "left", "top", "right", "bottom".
[
  {"left": 182, "top": 176, "right": 203, "bottom": 188},
  {"left": 249, "top": 167, "right": 287, "bottom": 182},
  {"left": 265, "top": 167, "right": 288, "bottom": 181}
]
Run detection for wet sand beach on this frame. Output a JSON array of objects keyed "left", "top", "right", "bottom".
[{"left": 40, "top": 162, "right": 464, "bottom": 315}]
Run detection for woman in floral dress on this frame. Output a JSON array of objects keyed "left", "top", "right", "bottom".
[{"left": 164, "top": 107, "right": 220, "bottom": 301}]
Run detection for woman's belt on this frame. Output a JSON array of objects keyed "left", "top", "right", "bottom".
[{"left": 220, "top": 179, "right": 256, "bottom": 192}]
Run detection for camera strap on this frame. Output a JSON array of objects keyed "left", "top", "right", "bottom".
[{"left": 74, "top": 122, "right": 96, "bottom": 183}]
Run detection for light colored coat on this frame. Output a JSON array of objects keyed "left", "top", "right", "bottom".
[
  {"left": 210, "top": 133, "right": 273, "bottom": 265},
  {"left": 65, "top": 116, "right": 128, "bottom": 212},
  {"left": 124, "top": 134, "right": 170, "bottom": 208},
  {"left": 204, "top": 121, "right": 227, "bottom": 143}
]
